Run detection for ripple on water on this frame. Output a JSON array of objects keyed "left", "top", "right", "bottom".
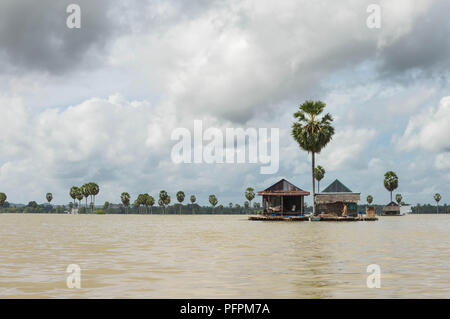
[{"left": 0, "top": 214, "right": 449, "bottom": 298}]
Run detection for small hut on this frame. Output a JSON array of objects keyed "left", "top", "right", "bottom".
[
  {"left": 315, "top": 179, "right": 360, "bottom": 217},
  {"left": 382, "top": 202, "right": 401, "bottom": 216},
  {"left": 258, "top": 179, "right": 310, "bottom": 215}
]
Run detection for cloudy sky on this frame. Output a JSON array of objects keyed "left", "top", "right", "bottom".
[{"left": 1, "top": 0, "right": 449, "bottom": 206}]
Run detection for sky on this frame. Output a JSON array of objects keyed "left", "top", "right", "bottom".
[{"left": 0, "top": 0, "right": 449, "bottom": 206}]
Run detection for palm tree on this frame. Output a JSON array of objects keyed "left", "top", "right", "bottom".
[
  {"left": 133, "top": 200, "right": 139, "bottom": 212},
  {"left": 158, "top": 198, "right": 164, "bottom": 213},
  {"left": 145, "top": 194, "right": 152, "bottom": 213},
  {"left": 46, "top": 193, "right": 53, "bottom": 206},
  {"left": 209, "top": 195, "right": 218, "bottom": 213},
  {"left": 0, "top": 192, "right": 7, "bottom": 212},
  {"left": 136, "top": 194, "right": 146, "bottom": 213},
  {"left": 147, "top": 195, "right": 155, "bottom": 214},
  {"left": 229, "top": 202, "right": 232, "bottom": 209},
  {"left": 90, "top": 183, "right": 100, "bottom": 213},
  {"left": 245, "top": 187, "right": 255, "bottom": 213},
  {"left": 121, "top": 192, "right": 130, "bottom": 214},
  {"left": 69, "top": 186, "right": 79, "bottom": 210},
  {"left": 395, "top": 194, "right": 402, "bottom": 205},
  {"left": 76, "top": 192, "right": 83, "bottom": 211},
  {"left": 176, "top": 191, "right": 185, "bottom": 214},
  {"left": 384, "top": 171, "right": 398, "bottom": 203},
  {"left": 367, "top": 195, "right": 373, "bottom": 205},
  {"left": 81, "top": 184, "right": 90, "bottom": 213},
  {"left": 159, "top": 190, "right": 169, "bottom": 214},
  {"left": 164, "top": 195, "right": 171, "bottom": 213},
  {"left": 292, "top": 100, "right": 335, "bottom": 216},
  {"left": 314, "top": 165, "right": 325, "bottom": 193},
  {"left": 190, "top": 195, "right": 196, "bottom": 214},
  {"left": 434, "top": 193, "right": 441, "bottom": 214}
]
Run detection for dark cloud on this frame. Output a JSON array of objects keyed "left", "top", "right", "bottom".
[
  {"left": 379, "top": 1, "right": 450, "bottom": 77},
  {"left": 0, "top": 0, "right": 119, "bottom": 74}
]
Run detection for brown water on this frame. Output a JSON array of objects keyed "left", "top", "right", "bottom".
[{"left": 0, "top": 214, "right": 449, "bottom": 298}]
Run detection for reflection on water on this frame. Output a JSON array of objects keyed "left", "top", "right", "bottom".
[{"left": 0, "top": 214, "right": 449, "bottom": 298}]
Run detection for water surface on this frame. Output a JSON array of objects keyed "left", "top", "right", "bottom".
[{"left": 0, "top": 214, "right": 449, "bottom": 298}]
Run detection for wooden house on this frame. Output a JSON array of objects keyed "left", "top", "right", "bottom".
[
  {"left": 257, "top": 179, "right": 310, "bottom": 215},
  {"left": 382, "top": 202, "right": 401, "bottom": 216},
  {"left": 315, "top": 179, "right": 361, "bottom": 217}
]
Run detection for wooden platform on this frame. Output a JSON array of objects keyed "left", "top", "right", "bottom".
[
  {"left": 248, "top": 215, "right": 378, "bottom": 222},
  {"left": 248, "top": 216, "right": 309, "bottom": 221}
]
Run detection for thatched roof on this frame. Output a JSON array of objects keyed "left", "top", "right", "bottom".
[
  {"left": 258, "top": 179, "right": 310, "bottom": 196},
  {"left": 322, "top": 179, "right": 352, "bottom": 193},
  {"left": 316, "top": 193, "right": 360, "bottom": 204},
  {"left": 383, "top": 202, "right": 400, "bottom": 212}
]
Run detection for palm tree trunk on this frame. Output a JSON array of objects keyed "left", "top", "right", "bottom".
[
  {"left": 318, "top": 181, "right": 320, "bottom": 193},
  {"left": 390, "top": 191, "right": 392, "bottom": 203},
  {"left": 312, "top": 152, "right": 316, "bottom": 216}
]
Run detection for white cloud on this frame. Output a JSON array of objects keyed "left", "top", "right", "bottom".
[
  {"left": 435, "top": 153, "right": 450, "bottom": 170},
  {"left": 397, "top": 96, "right": 450, "bottom": 152},
  {"left": 109, "top": 0, "right": 437, "bottom": 123},
  {"left": 318, "top": 128, "right": 376, "bottom": 171},
  {"left": 1, "top": 0, "right": 450, "bottom": 206},
  {"left": 0, "top": 95, "right": 178, "bottom": 203}
]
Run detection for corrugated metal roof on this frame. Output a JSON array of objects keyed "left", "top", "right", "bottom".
[
  {"left": 322, "top": 179, "right": 352, "bottom": 193},
  {"left": 257, "top": 179, "right": 310, "bottom": 196}
]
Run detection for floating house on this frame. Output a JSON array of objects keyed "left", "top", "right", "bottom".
[
  {"left": 400, "top": 204, "right": 412, "bottom": 216},
  {"left": 382, "top": 202, "right": 401, "bottom": 216},
  {"left": 257, "top": 179, "right": 310, "bottom": 215},
  {"left": 315, "top": 179, "right": 361, "bottom": 217}
]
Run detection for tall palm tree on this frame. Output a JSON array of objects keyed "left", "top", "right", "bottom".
[
  {"left": 133, "top": 200, "right": 139, "bottom": 212},
  {"left": 164, "top": 195, "right": 171, "bottom": 213},
  {"left": 69, "top": 186, "right": 79, "bottom": 210},
  {"left": 158, "top": 198, "right": 164, "bottom": 213},
  {"left": 314, "top": 165, "right": 325, "bottom": 193},
  {"left": 176, "top": 191, "right": 185, "bottom": 214},
  {"left": 190, "top": 195, "right": 196, "bottom": 214},
  {"left": 76, "top": 192, "right": 83, "bottom": 211},
  {"left": 143, "top": 194, "right": 151, "bottom": 213},
  {"left": 209, "top": 195, "right": 218, "bottom": 213},
  {"left": 292, "top": 100, "right": 335, "bottom": 216},
  {"left": 434, "top": 193, "right": 441, "bottom": 214},
  {"left": 367, "top": 195, "right": 373, "bottom": 205},
  {"left": 245, "top": 187, "right": 255, "bottom": 213},
  {"left": 0, "top": 192, "right": 7, "bottom": 212},
  {"left": 136, "top": 194, "right": 146, "bottom": 214},
  {"left": 121, "top": 192, "right": 130, "bottom": 214},
  {"left": 159, "top": 190, "right": 169, "bottom": 214},
  {"left": 384, "top": 171, "right": 398, "bottom": 203},
  {"left": 147, "top": 195, "right": 155, "bottom": 214},
  {"left": 81, "top": 184, "right": 90, "bottom": 213},
  {"left": 395, "top": 194, "right": 402, "bottom": 205},
  {"left": 46, "top": 193, "right": 53, "bottom": 206},
  {"left": 90, "top": 183, "right": 100, "bottom": 213}
]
